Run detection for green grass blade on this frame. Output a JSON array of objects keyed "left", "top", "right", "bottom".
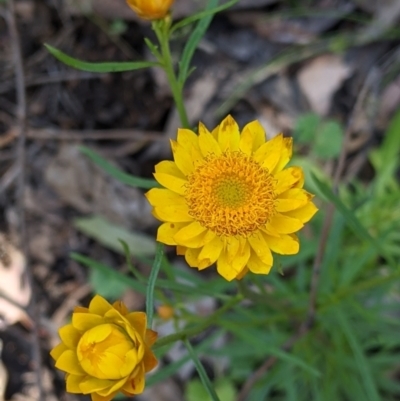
[
  {"left": 335, "top": 309, "right": 381, "bottom": 401},
  {"left": 311, "top": 173, "right": 395, "bottom": 266},
  {"left": 148, "top": 331, "right": 221, "bottom": 387},
  {"left": 119, "top": 240, "right": 146, "bottom": 281},
  {"left": 146, "top": 243, "right": 164, "bottom": 328},
  {"left": 45, "top": 44, "right": 160, "bottom": 72},
  {"left": 171, "top": 0, "right": 238, "bottom": 34},
  {"left": 185, "top": 339, "right": 221, "bottom": 401},
  {"left": 71, "top": 252, "right": 147, "bottom": 295},
  {"left": 80, "top": 146, "right": 158, "bottom": 189},
  {"left": 178, "top": 0, "right": 219, "bottom": 85}
]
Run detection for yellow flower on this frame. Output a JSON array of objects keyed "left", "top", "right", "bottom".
[
  {"left": 126, "top": 0, "right": 174, "bottom": 20},
  {"left": 50, "top": 295, "right": 158, "bottom": 401},
  {"left": 146, "top": 115, "right": 318, "bottom": 281}
]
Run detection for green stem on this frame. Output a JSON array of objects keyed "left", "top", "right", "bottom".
[
  {"left": 153, "top": 294, "right": 243, "bottom": 349},
  {"left": 153, "top": 20, "right": 190, "bottom": 128}
]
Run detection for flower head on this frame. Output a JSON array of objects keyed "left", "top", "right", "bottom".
[
  {"left": 126, "top": 0, "right": 174, "bottom": 20},
  {"left": 50, "top": 295, "right": 158, "bottom": 401},
  {"left": 146, "top": 115, "right": 318, "bottom": 281}
]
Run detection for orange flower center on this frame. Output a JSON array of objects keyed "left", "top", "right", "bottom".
[
  {"left": 185, "top": 151, "right": 276, "bottom": 237},
  {"left": 77, "top": 323, "right": 138, "bottom": 380}
]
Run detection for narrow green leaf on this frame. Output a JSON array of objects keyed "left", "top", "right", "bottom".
[
  {"left": 311, "top": 173, "right": 395, "bottom": 266},
  {"left": 221, "top": 321, "right": 320, "bottom": 376},
  {"left": 74, "top": 215, "right": 156, "bottom": 256},
  {"left": 119, "top": 240, "right": 146, "bottom": 281},
  {"left": 71, "top": 253, "right": 146, "bottom": 294},
  {"left": 171, "top": 0, "right": 239, "bottom": 34},
  {"left": 178, "top": 0, "right": 219, "bottom": 85},
  {"left": 148, "top": 332, "right": 221, "bottom": 387},
  {"left": 80, "top": 146, "right": 158, "bottom": 189},
  {"left": 144, "top": 38, "right": 162, "bottom": 61},
  {"left": 45, "top": 44, "right": 160, "bottom": 72},
  {"left": 376, "top": 108, "right": 400, "bottom": 168},
  {"left": 89, "top": 265, "right": 129, "bottom": 298},
  {"left": 184, "top": 339, "right": 221, "bottom": 401},
  {"left": 146, "top": 243, "right": 164, "bottom": 328},
  {"left": 335, "top": 309, "right": 381, "bottom": 401}
]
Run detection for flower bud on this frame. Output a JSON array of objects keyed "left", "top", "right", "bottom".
[
  {"left": 126, "top": 0, "right": 175, "bottom": 20},
  {"left": 51, "top": 295, "right": 158, "bottom": 401}
]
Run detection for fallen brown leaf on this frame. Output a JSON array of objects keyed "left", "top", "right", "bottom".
[
  {"left": 297, "top": 54, "right": 353, "bottom": 116},
  {"left": 0, "top": 234, "right": 31, "bottom": 326}
]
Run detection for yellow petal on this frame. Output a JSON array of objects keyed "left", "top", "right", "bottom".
[
  {"left": 217, "top": 249, "right": 239, "bottom": 281},
  {"left": 157, "top": 222, "right": 187, "bottom": 245},
  {"left": 59, "top": 324, "right": 81, "bottom": 349},
  {"left": 50, "top": 343, "right": 68, "bottom": 360},
  {"left": 225, "top": 237, "right": 240, "bottom": 262},
  {"left": 285, "top": 202, "right": 318, "bottom": 223},
  {"left": 247, "top": 252, "right": 273, "bottom": 275},
  {"left": 264, "top": 233, "right": 299, "bottom": 255},
  {"left": 174, "top": 221, "right": 207, "bottom": 242},
  {"left": 176, "top": 245, "right": 186, "bottom": 255},
  {"left": 197, "top": 235, "right": 224, "bottom": 269},
  {"left": 177, "top": 128, "right": 200, "bottom": 151},
  {"left": 247, "top": 233, "right": 273, "bottom": 265},
  {"left": 145, "top": 329, "right": 158, "bottom": 347},
  {"left": 262, "top": 223, "right": 280, "bottom": 237},
  {"left": 230, "top": 240, "right": 251, "bottom": 273},
  {"left": 269, "top": 213, "right": 304, "bottom": 234},
  {"left": 112, "top": 300, "right": 128, "bottom": 316},
  {"left": 198, "top": 122, "right": 211, "bottom": 136},
  {"left": 276, "top": 188, "right": 313, "bottom": 212},
  {"left": 239, "top": 120, "right": 266, "bottom": 154},
  {"left": 273, "top": 137, "right": 293, "bottom": 173},
  {"left": 66, "top": 374, "right": 84, "bottom": 393},
  {"left": 235, "top": 267, "right": 249, "bottom": 280},
  {"left": 253, "top": 133, "right": 283, "bottom": 172},
  {"left": 184, "top": 247, "right": 202, "bottom": 268},
  {"left": 91, "top": 391, "right": 118, "bottom": 401},
  {"left": 198, "top": 131, "right": 222, "bottom": 157},
  {"left": 274, "top": 167, "right": 304, "bottom": 195},
  {"left": 124, "top": 364, "right": 145, "bottom": 394},
  {"left": 145, "top": 188, "right": 186, "bottom": 207},
  {"left": 153, "top": 173, "right": 187, "bottom": 195},
  {"left": 176, "top": 128, "right": 204, "bottom": 165},
  {"left": 89, "top": 295, "right": 112, "bottom": 315},
  {"left": 72, "top": 312, "right": 104, "bottom": 331},
  {"left": 55, "top": 350, "right": 86, "bottom": 375},
  {"left": 142, "top": 348, "right": 158, "bottom": 372},
  {"left": 73, "top": 306, "right": 89, "bottom": 313},
  {"left": 97, "top": 376, "right": 127, "bottom": 396},
  {"left": 174, "top": 224, "right": 215, "bottom": 248},
  {"left": 211, "top": 124, "right": 219, "bottom": 140},
  {"left": 171, "top": 139, "right": 195, "bottom": 175},
  {"left": 126, "top": 311, "right": 147, "bottom": 338},
  {"left": 154, "top": 160, "right": 185, "bottom": 178},
  {"left": 91, "top": 392, "right": 116, "bottom": 401},
  {"left": 120, "top": 349, "right": 139, "bottom": 377},
  {"left": 154, "top": 204, "right": 193, "bottom": 222},
  {"left": 217, "top": 115, "right": 240, "bottom": 151},
  {"left": 79, "top": 377, "right": 114, "bottom": 394}
]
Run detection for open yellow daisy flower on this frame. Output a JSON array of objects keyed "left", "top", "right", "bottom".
[{"left": 146, "top": 115, "right": 317, "bottom": 281}]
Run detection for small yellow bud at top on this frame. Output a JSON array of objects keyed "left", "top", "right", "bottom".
[{"left": 126, "top": 0, "right": 175, "bottom": 20}]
